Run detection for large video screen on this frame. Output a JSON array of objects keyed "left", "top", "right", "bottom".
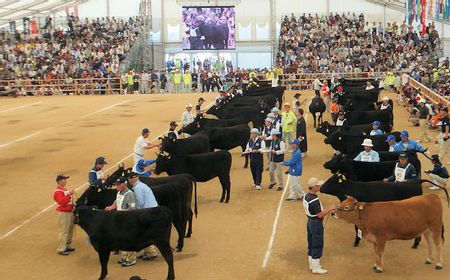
[{"left": 182, "top": 6, "right": 236, "bottom": 50}]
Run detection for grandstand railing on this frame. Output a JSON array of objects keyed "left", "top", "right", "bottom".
[
  {"left": 408, "top": 77, "right": 450, "bottom": 107},
  {"left": 0, "top": 77, "right": 122, "bottom": 96},
  {"left": 278, "top": 71, "right": 397, "bottom": 90}
]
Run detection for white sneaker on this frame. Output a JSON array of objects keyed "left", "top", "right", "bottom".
[
  {"left": 312, "top": 259, "right": 328, "bottom": 274},
  {"left": 308, "top": 256, "right": 313, "bottom": 270},
  {"left": 256, "top": 185, "right": 261, "bottom": 190},
  {"left": 429, "top": 186, "right": 440, "bottom": 190}
]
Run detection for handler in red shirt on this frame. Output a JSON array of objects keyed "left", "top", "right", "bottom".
[{"left": 53, "top": 174, "right": 75, "bottom": 256}]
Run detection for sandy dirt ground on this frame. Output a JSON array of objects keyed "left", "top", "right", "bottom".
[{"left": 0, "top": 90, "right": 449, "bottom": 280}]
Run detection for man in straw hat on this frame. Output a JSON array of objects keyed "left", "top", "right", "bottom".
[{"left": 354, "top": 138, "right": 380, "bottom": 162}]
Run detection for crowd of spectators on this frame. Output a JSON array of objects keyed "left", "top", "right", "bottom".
[
  {"left": 0, "top": 16, "right": 143, "bottom": 95},
  {"left": 277, "top": 13, "right": 441, "bottom": 75}
]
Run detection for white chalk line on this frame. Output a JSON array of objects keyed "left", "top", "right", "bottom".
[
  {"left": 0, "top": 130, "right": 43, "bottom": 149},
  {"left": 0, "top": 99, "right": 216, "bottom": 240},
  {"left": 0, "top": 100, "right": 131, "bottom": 150},
  {"left": 261, "top": 175, "right": 290, "bottom": 268},
  {"left": 0, "top": 101, "right": 42, "bottom": 113}
]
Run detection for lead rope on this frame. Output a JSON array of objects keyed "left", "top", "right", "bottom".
[{"left": 323, "top": 211, "right": 331, "bottom": 228}]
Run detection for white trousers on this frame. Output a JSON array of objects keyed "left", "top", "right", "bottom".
[
  {"left": 428, "top": 173, "right": 448, "bottom": 187},
  {"left": 287, "top": 175, "right": 305, "bottom": 199}
]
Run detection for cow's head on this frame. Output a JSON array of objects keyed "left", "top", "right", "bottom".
[
  {"left": 155, "top": 151, "right": 172, "bottom": 175},
  {"left": 160, "top": 136, "right": 176, "bottom": 153},
  {"left": 103, "top": 164, "right": 129, "bottom": 187},
  {"left": 320, "top": 173, "right": 347, "bottom": 201},
  {"left": 332, "top": 196, "right": 361, "bottom": 220},
  {"left": 323, "top": 153, "right": 344, "bottom": 173},
  {"left": 324, "top": 130, "right": 342, "bottom": 149},
  {"left": 316, "top": 121, "right": 330, "bottom": 136},
  {"left": 76, "top": 184, "right": 117, "bottom": 210}
]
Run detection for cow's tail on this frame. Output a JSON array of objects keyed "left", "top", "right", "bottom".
[
  {"left": 189, "top": 174, "right": 198, "bottom": 218},
  {"left": 421, "top": 179, "right": 450, "bottom": 207}
]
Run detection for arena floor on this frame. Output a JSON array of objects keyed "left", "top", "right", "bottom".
[{"left": 0, "top": 90, "right": 449, "bottom": 280}]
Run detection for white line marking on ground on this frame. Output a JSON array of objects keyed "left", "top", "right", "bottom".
[
  {"left": 0, "top": 101, "right": 42, "bottom": 113},
  {"left": 261, "top": 175, "right": 290, "bottom": 268},
  {"left": 0, "top": 99, "right": 216, "bottom": 240},
  {"left": 0, "top": 131, "right": 43, "bottom": 149},
  {"left": 0, "top": 100, "right": 131, "bottom": 150}
]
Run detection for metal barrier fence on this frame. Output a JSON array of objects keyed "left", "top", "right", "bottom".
[
  {"left": 0, "top": 77, "right": 122, "bottom": 96},
  {"left": 278, "top": 71, "right": 398, "bottom": 90},
  {"left": 408, "top": 76, "right": 450, "bottom": 107}
]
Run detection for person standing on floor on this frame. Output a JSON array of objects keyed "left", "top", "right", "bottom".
[
  {"left": 126, "top": 172, "right": 159, "bottom": 260},
  {"left": 312, "top": 78, "right": 323, "bottom": 96},
  {"left": 244, "top": 128, "right": 266, "bottom": 190},
  {"left": 105, "top": 177, "right": 138, "bottom": 266},
  {"left": 425, "top": 154, "right": 449, "bottom": 190},
  {"left": 53, "top": 174, "right": 75, "bottom": 256},
  {"left": 268, "top": 129, "right": 285, "bottom": 191},
  {"left": 283, "top": 139, "right": 305, "bottom": 200},
  {"left": 282, "top": 102, "right": 297, "bottom": 152},
  {"left": 418, "top": 99, "right": 432, "bottom": 143},
  {"left": 296, "top": 108, "right": 308, "bottom": 157},
  {"left": 133, "top": 128, "right": 160, "bottom": 164},
  {"left": 438, "top": 108, "right": 450, "bottom": 162},
  {"left": 304, "top": 177, "right": 335, "bottom": 274}
]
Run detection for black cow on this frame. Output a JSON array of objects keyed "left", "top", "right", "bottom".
[
  {"left": 160, "top": 130, "right": 210, "bottom": 156},
  {"left": 182, "top": 123, "right": 250, "bottom": 168},
  {"left": 316, "top": 121, "right": 372, "bottom": 137},
  {"left": 323, "top": 154, "right": 422, "bottom": 181},
  {"left": 309, "top": 95, "right": 326, "bottom": 128},
  {"left": 155, "top": 150, "right": 232, "bottom": 203},
  {"left": 321, "top": 174, "right": 448, "bottom": 248},
  {"left": 324, "top": 130, "right": 401, "bottom": 156},
  {"left": 180, "top": 114, "right": 248, "bottom": 136},
  {"left": 345, "top": 110, "right": 393, "bottom": 132},
  {"left": 77, "top": 179, "right": 190, "bottom": 252},
  {"left": 74, "top": 205, "right": 174, "bottom": 280}
]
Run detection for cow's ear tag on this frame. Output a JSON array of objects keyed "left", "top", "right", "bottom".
[
  {"left": 97, "top": 188, "right": 101, "bottom": 193},
  {"left": 359, "top": 205, "right": 364, "bottom": 210},
  {"left": 197, "top": 124, "right": 200, "bottom": 128},
  {"left": 342, "top": 175, "right": 346, "bottom": 180},
  {"left": 338, "top": 178, "right": 342, "bottom": 183},
  {"left": 121, "top": 172, "right": 125, "bottom": 176}
]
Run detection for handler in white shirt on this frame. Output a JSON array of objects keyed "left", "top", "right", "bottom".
[
  {"left": 354, "top": 139, "right": 380, "bottom": 162},
  {"left": 181, "top": 104, "right": 194, "bottom": 127},
  {"left": 133, "top": 128, "right": 160, "bottom": 164}
]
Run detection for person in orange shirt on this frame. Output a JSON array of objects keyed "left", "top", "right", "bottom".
[
  {"left": 53, "top": 174, "right": 75, "bottom": 256},
  {"left": 330, "top": 97, "right": 339, "bottom": 123}
]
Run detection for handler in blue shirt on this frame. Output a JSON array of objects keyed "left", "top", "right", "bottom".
[
  {"left": 126, "top": 171, "right": 158, "bottom": 260},
  {"left": 132, "top": 159, "right": 155, "bottom": 178},
  {"left": 127, "top": 172, "right": 158, "bottom": 209},
  {"left": 393, "top": 130, "right": 427, "bottom": 152},
  {"left": 283, "top": 139, "right": 306, "bottom": 200},
  {"left": 88, "top": 157, "right": 107, "bottom": 186},
  {"left": 383, "top": 152, "right": 417, "bottom": 182},
  {"left": 369, "top": 121, "right": 384, "bottom": 135}
]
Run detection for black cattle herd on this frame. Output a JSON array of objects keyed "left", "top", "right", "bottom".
[{"left": 73, "top": 79, "right": 448, "bottom": 279}]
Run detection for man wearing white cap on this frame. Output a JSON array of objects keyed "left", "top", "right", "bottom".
[
  {"left": 181, "top": 104, "right": 195, "bottom": 128},
  {"left": 375, "top": 96, "right": 392, "bottom": 111},
  {"left": 303, "top": 177, "right": 335, "bottom": 274},
  {"left": 282, "top": 102, "right": 297, "bottom": 152},
  {"left": 354, "top": 139, "right": 380, "bottom": 162},
  {"left": 271, "top": 107, "right": 282, "bottom": 133},
  {"left": 244, "top": 128, "right": 266, "bottom": 190},
  {"left": 268, "top": 129, "right": 285, "bottom": 191},
  {"left": 418, "top": 99, "right": 432, "bottom": 143}
]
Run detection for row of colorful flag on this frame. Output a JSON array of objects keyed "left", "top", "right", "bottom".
[{"left": 407, "top": 0, "right": 450, "bottom": 25}]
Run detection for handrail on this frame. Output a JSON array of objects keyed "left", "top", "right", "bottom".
[
  {"left": 1, "top": 77, "right": 122, "bottom": 96},
  {"left": 408, "top": 76, "right": 450, "bottom": 107}
]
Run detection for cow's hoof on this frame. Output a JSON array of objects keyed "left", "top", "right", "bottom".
[
  {"left": 353, "top": 241, "right": 360, "bottom": 247},
  {"left": 185, "top": 234, "right": 192, "bottom": 238},
  {"left": 435, "top": 265, "right": 443, "bottom": 270},
  {"left": 225, "top": 200, "right": 229, "bottom": 203},
  {"left": 219, "top": 200, "right": 224, "bottom": 203},
  {"left": 411, "top": 245, "right": 418, "bottom": 249},
  {"left": 176, "top": 248, "right": 182, "bottom": 252},
  {"left": 425, "top": 259, "right": 432, "bottom": 265}
]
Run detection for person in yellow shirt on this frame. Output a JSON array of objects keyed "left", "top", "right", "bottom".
[
  {"left": 183, "top": 71, "right": 192, "bottom": 93},
  {"left": 282, "top": 102, "right": 297, "bottom": 152},
  {"left": 173, "top": 70, "right": 182, "bottom": 93}
]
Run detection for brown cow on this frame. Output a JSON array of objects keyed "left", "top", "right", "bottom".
[{"left": 333, "top": 194, "right": 444, "bottom": 273}]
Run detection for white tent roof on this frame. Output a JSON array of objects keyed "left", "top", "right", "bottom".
[{"left": 0, "top": 0, "right": 85, "bottom": 25}]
